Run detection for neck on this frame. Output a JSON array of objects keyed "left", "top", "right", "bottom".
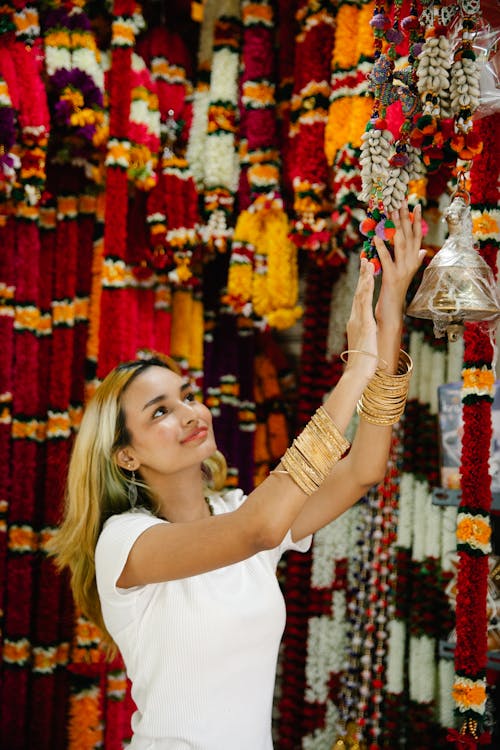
[{"left": 142, "top": 465, "right": 212, "bottom": 523}]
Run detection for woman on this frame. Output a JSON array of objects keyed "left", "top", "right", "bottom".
[{"left": 50, "top": 203, "right": 424, "bottom": 750}]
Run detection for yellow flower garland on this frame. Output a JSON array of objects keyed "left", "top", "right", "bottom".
[{"left": 227, "top": 197, "right": 302, "bottom": 329}]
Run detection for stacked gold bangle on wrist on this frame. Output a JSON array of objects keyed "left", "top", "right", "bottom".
[
  {"left": 280, "top": 406, "right": 350, "bottom": 495},
  {"left": 357, "top": 349, "right": 413, "bottom": 426}
]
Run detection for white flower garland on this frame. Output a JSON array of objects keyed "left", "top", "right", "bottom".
[
  {"left": 310, "top": 510, "right": 352, "bottom": 589},
  {"left": 438, "top": 658, "right": 456, "bottom": 727},
  {"left": 408, "top": 330, "right": 424, "bottom": 401},
  {"left": 409, "top": 634, "right": 436, "bottom": 703},
  {"left": 386, "top": 618, "right": 406, "bottom": 694},
  {"left": 411, "top": 480, "right": 431, "bottom": 563},
  {"left": 304, "top": 592, "right": 347, "bottom": 705},
  {"left": 396, "top": 472, "right": 415, "bottom": 549},
  {"left": 186, "top": 0, "right": 219, "bottom": 188},
  {"left": 441, "top": 505, "right": 458, "bottom": 571}
]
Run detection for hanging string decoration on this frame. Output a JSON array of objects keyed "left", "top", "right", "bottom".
[
  {"left": 186, "top": 0, "right": 220, "bottom": 190},
  {"left": 333, "top": 438, "right": 400, "bottom": 750},
  {"left": 359, "top": 0, "right": 425, "bottom": 271},
  {"left": 225, "top": 0, "right": 301, "bottom": 331},
  {"left": 43, "top": 3, "right": 106, "bottom": 179},
  {"left": 140, "top": 25, "right": 202, "bottom": 284},
  {"left": 449, "top": 112, "right": 500, "bottom": 750},
  {"left": 127, "top": 52, "right": 160, "bottom": 191},
  {"left": 96, "top": 0, "right": 144, "bottom": 380},
  {"left": 0, "top": 75, "right": 20, "bottom": 207},
  {"left": 201, "top": 0, "right": 241, "bottom": 252},
  {"left": 289, "top": 0, "right": 336, "bottom": 257},
  {"left": 326, "top": 0, "right": 376, "bottom": 265}
]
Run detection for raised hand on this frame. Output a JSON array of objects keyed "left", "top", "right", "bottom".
[
  {"left": 374, "top": 202, "right": 426, "bottom": 321},
  {"left": 344, "top": 257, "right": 378, "bottom": 381}
]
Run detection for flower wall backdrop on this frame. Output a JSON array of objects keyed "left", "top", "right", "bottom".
[{"left": 0, "top": 1, "right": 499, "bottom": 749}]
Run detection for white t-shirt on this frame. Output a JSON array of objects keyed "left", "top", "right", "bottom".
[{"left": 95, "top": 488, "right": 311, "bottom": 750}]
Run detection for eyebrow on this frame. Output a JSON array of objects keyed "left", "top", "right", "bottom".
[{"left": 142, "top": 380, "right": 191, "bottom": 411}]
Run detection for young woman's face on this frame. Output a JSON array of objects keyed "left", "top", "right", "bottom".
[{"left": 119, "top": 366, "right": 216, "bottom": 479}]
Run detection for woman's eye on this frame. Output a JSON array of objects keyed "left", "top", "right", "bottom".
[
  {"left": 184, "top": 392, "right": 195, "bottom": 403},
  {"left": 152, "top": 406, "right": 168, "bottom": 418}
]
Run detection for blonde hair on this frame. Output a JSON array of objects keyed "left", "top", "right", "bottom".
[{"left": 47, "top": 357, "right": 227, "bottom": 654}]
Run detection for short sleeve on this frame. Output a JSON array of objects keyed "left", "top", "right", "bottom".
[{"left": 95, "top": 511, "right": 164, "bottom": 634}]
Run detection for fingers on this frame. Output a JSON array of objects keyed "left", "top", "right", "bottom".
[
  {"left": 352, "top": 257, "right": 375, "bottom": 316},
  {"left": 391, "top": 201, "right": 423, "bottom": 265}
]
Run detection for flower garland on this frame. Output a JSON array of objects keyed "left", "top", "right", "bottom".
[
  {"left": 127, "top": 52, "right": 160, "bottom": 190},
  {"left": 289, "top": 0, "right": 335, "bottom": 256},
  {"left": 333, "top": 438, "right": 400, "bottom": 750},
  {"left": 278, "top": 262, "right": 341, "bottom": 747},
  {"left": 275, "top": 0, "right": 299, "bottom": 205},
  {"left": 383, "top": 330, "right": 454, "bottom": 748},
  {"left": 96, "top": 0, "right": 142, "bottom": 380},
  {"left": 140, "top": 24, "right": 201, "bottom": 284},
  {"left": 225, "top": 195, "right": 302, "bottom": 330},
  {"left": 302, "top": 504, "right": 355, "bottom": 746},
  {"left": 325, "top": 0, "right": 375, "bottom": 168},
  {"left": 450, "top": 112, "right": 500, "bottom": 749},
  {"left": 201, "top": 0, "right": 241, "bottom": 252},
  {"left": 253, "top": 333, "right": 292, "bottom": 487},
  {"left": 225, "top": 0, "right": 301, "bottom": 331},
  {"left": 186, "top": 0, "right": 219, "bottom": 190},
  {"left": 43, "top": 3, "right": 106, "bottom": 177},
  {"left": 326, "top": 0, "right": 376, "bottom": 266},
  {"left": 0, "top": 74, "right": 20, "bottom": 209},
  {"left": 0, "top": 12, "right": 49, "bottom": 744}
]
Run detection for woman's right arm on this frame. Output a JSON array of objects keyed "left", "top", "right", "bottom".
[{"left": 116, "top": 260, "right": 378, "bottom": 588}]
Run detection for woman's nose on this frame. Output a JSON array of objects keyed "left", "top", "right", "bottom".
[{"left": 178, "top": 400, "right": 196, "bottom": 423}]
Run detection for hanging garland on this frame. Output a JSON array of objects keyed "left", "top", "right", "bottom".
[
  {"left": 333, "top": 436, "right": 400, "bottom": 750},
  {"left": 359, "top": 0, "right": 426, "bottom": 271},
  {"left": 201, "top": 0, "right": 241, "bottom": 252},
  {"left": 289, "top": 0, "right": 336, "bottom": 256},
  {"left": 225, "top": 0, "right": 301, "bottom": 331},
  {"left": 43, "top": 3, "right": 106, "bottom": 179},
  {"left": 449, "top": 112, "right": 500, "bottom": 749},
  {"left": 96, "top": 0, "right": 144, "bottom": 379},
  {"left": 325, "top": 0, "right": 375, "bottom": 168}
]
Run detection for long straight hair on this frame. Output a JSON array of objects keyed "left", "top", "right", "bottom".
[{"left": 47, "top": 357, "right": 227, "bottom": 653}]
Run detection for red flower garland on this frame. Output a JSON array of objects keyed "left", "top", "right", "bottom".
[
  {"left": 97, "top": 0, "right": 137, "bottom": 379},
  {"left": 453, "top": 112, "right": 500, "bottom": 747},
  {"left": 289, "top": 0, "right": 335, "bottom": 256}
]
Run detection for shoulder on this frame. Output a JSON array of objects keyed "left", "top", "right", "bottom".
[{"left": 96, "top": 509, "right": 164, "bottom": 563}]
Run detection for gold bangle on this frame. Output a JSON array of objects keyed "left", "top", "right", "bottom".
[
  {"left": 340, "top": 350, "right": 388, "bottom": 370},
  {"left": 357, "top": 350, "right": 413, "bottom": 426},
  {"left": 281, "top": 406, "right": 350, "bottom": 495}
]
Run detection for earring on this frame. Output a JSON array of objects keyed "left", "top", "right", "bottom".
[{"left": 128, "top": 470, "right": 138, "bottom": 510}]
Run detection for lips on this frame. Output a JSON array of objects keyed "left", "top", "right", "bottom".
[{"left": 181, "top": 426, "right": 208, "bottom": 444}]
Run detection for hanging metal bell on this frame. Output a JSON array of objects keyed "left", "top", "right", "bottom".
[{"left": 406, "top": 196, "right": 500, "bottom": 341}]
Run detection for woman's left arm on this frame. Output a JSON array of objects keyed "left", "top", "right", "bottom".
[{"left": 290, "top": 203, "right": 425, "bottom": 541}]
